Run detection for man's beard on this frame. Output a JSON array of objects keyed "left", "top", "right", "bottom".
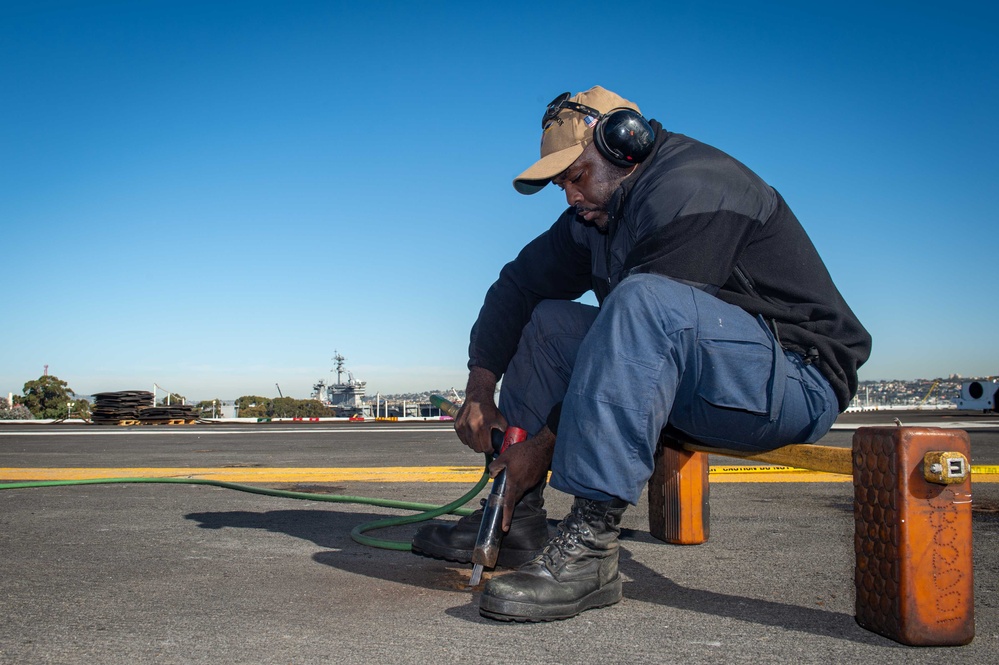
[
  {"left": 573, "top": 206, "right": 610, "bottom": 232},
  {"left": 575, "top": 173, "right": 621, "bottom": 232}
]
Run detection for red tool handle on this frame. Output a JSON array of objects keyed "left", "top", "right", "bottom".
[{"left": 499, "top": 426, "right": 528, "bottom": 454}]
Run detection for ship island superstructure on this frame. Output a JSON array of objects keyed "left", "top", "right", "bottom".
[{"left": 311, "top": 352, "right": 366, "bottom": 416}]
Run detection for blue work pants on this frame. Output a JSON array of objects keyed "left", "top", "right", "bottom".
[{"left": 497, "top": 273, "right": 839, "bottom": 505}]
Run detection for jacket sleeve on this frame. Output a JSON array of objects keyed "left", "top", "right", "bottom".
[{"left": 468, "top": 209, "right": 592, "bottom": 378}]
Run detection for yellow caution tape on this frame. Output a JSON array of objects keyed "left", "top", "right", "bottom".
[
  {"left": 708, "top": 467, "right": 850, "bottom": 483},
  {"left": 711, "top": 465, "right": 813, "bottom": 474},
  {"left": 709, "top": 464, "right": 999, "bottom": 481}
]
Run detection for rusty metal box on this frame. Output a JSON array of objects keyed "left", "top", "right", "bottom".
[{"left": 853, "top": 426, "right": 974, "bottom": 645}]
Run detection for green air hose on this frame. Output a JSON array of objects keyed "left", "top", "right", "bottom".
[{"left": 0, "top": 453, "right": 492, "bottom": 552}]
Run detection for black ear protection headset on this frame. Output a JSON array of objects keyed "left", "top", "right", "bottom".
[{"left": 543, "top": 92, "right": 656, "bottom": 168}]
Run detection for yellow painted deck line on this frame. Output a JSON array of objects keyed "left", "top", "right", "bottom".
[
  {"left": 0, "top": 467, "right": 487, "bottom": 483},
  {"left": 2, "top": 466, "right": 997, "bottom": 483}
]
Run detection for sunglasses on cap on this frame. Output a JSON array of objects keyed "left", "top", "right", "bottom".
[{"left": 542, "top": 92, "right": 603, "bottom": 130}]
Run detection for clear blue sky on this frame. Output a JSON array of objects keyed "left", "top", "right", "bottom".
[{"left": 2, "top": 1, "right": 997, "bottom": 402}]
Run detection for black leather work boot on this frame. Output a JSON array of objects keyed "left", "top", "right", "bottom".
[
  {"left": 478, "top": 496, "right": 628, "bottom": 622},
  {"left": 411, "top": 482, "right": 548, "bottom": 569}
]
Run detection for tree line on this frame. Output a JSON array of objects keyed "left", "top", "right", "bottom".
[
  {"left": 2, "top": 375, "right": 85, "bottom": 420},
  {"left": 2, "top": 374, "right": 335, "bottom": 420},
  {"left": 233, "top": 396, "right": 332, "bottom": 419}
]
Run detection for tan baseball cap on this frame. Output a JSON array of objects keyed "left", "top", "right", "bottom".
[{"left": 513, "top": 86, "right": 641, "bottom": 195}]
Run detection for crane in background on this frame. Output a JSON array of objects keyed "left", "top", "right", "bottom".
[
  {"left": 275, "top": 383, "right": 284, "bottom": 398},
  {"left": 920, "top": 380, "right": 939, "bottom": 406}
]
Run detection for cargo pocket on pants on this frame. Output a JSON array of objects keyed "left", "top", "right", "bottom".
[{"left": 693, "top": 318, "right": 785, "bottom": 420}]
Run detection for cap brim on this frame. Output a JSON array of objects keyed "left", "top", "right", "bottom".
[{"left": 512, "top": 143, "right": 585, "bottom": 195}]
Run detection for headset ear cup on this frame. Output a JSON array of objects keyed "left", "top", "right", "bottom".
[{"left": 594, "top": 110, "right": 655, "bottom": 168}]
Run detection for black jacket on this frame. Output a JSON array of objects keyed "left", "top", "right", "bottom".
[{"left": 469, "top": 124, "right": 872, "bottom": 411}]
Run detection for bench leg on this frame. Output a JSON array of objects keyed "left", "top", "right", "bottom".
[
  {"left": 648, "top": 433, "right": 710, "bottom": 545},
  {"left": 853, "top": 426, "right": 975, "bottom": 646}
]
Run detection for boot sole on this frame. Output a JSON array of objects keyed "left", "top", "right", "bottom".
[{"left": 478, "top": 577, "right": 623, "bottom": 622}]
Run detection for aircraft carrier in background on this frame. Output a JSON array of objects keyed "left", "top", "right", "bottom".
[{"left": 310, "top": 352, "right": 367, "bottom": 417}]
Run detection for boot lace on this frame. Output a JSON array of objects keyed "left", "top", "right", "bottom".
[{"left": 538, "top": 508, "right": 591, "bottom": 569}]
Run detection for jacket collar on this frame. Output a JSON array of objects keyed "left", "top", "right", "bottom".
[{"left": 605, "top": 119, "right": 667, "bottom": 237}]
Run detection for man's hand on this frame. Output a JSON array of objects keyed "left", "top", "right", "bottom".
[
  {"left": 489, "top": 427, "right": 556, "bottom": 531},
  {"left": 455, "top": 367, "right": 506, "bottom": 454}
]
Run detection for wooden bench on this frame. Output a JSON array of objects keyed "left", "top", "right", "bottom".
[{"left": 647, "top": 426, "right": 974, "bottom": 646}]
